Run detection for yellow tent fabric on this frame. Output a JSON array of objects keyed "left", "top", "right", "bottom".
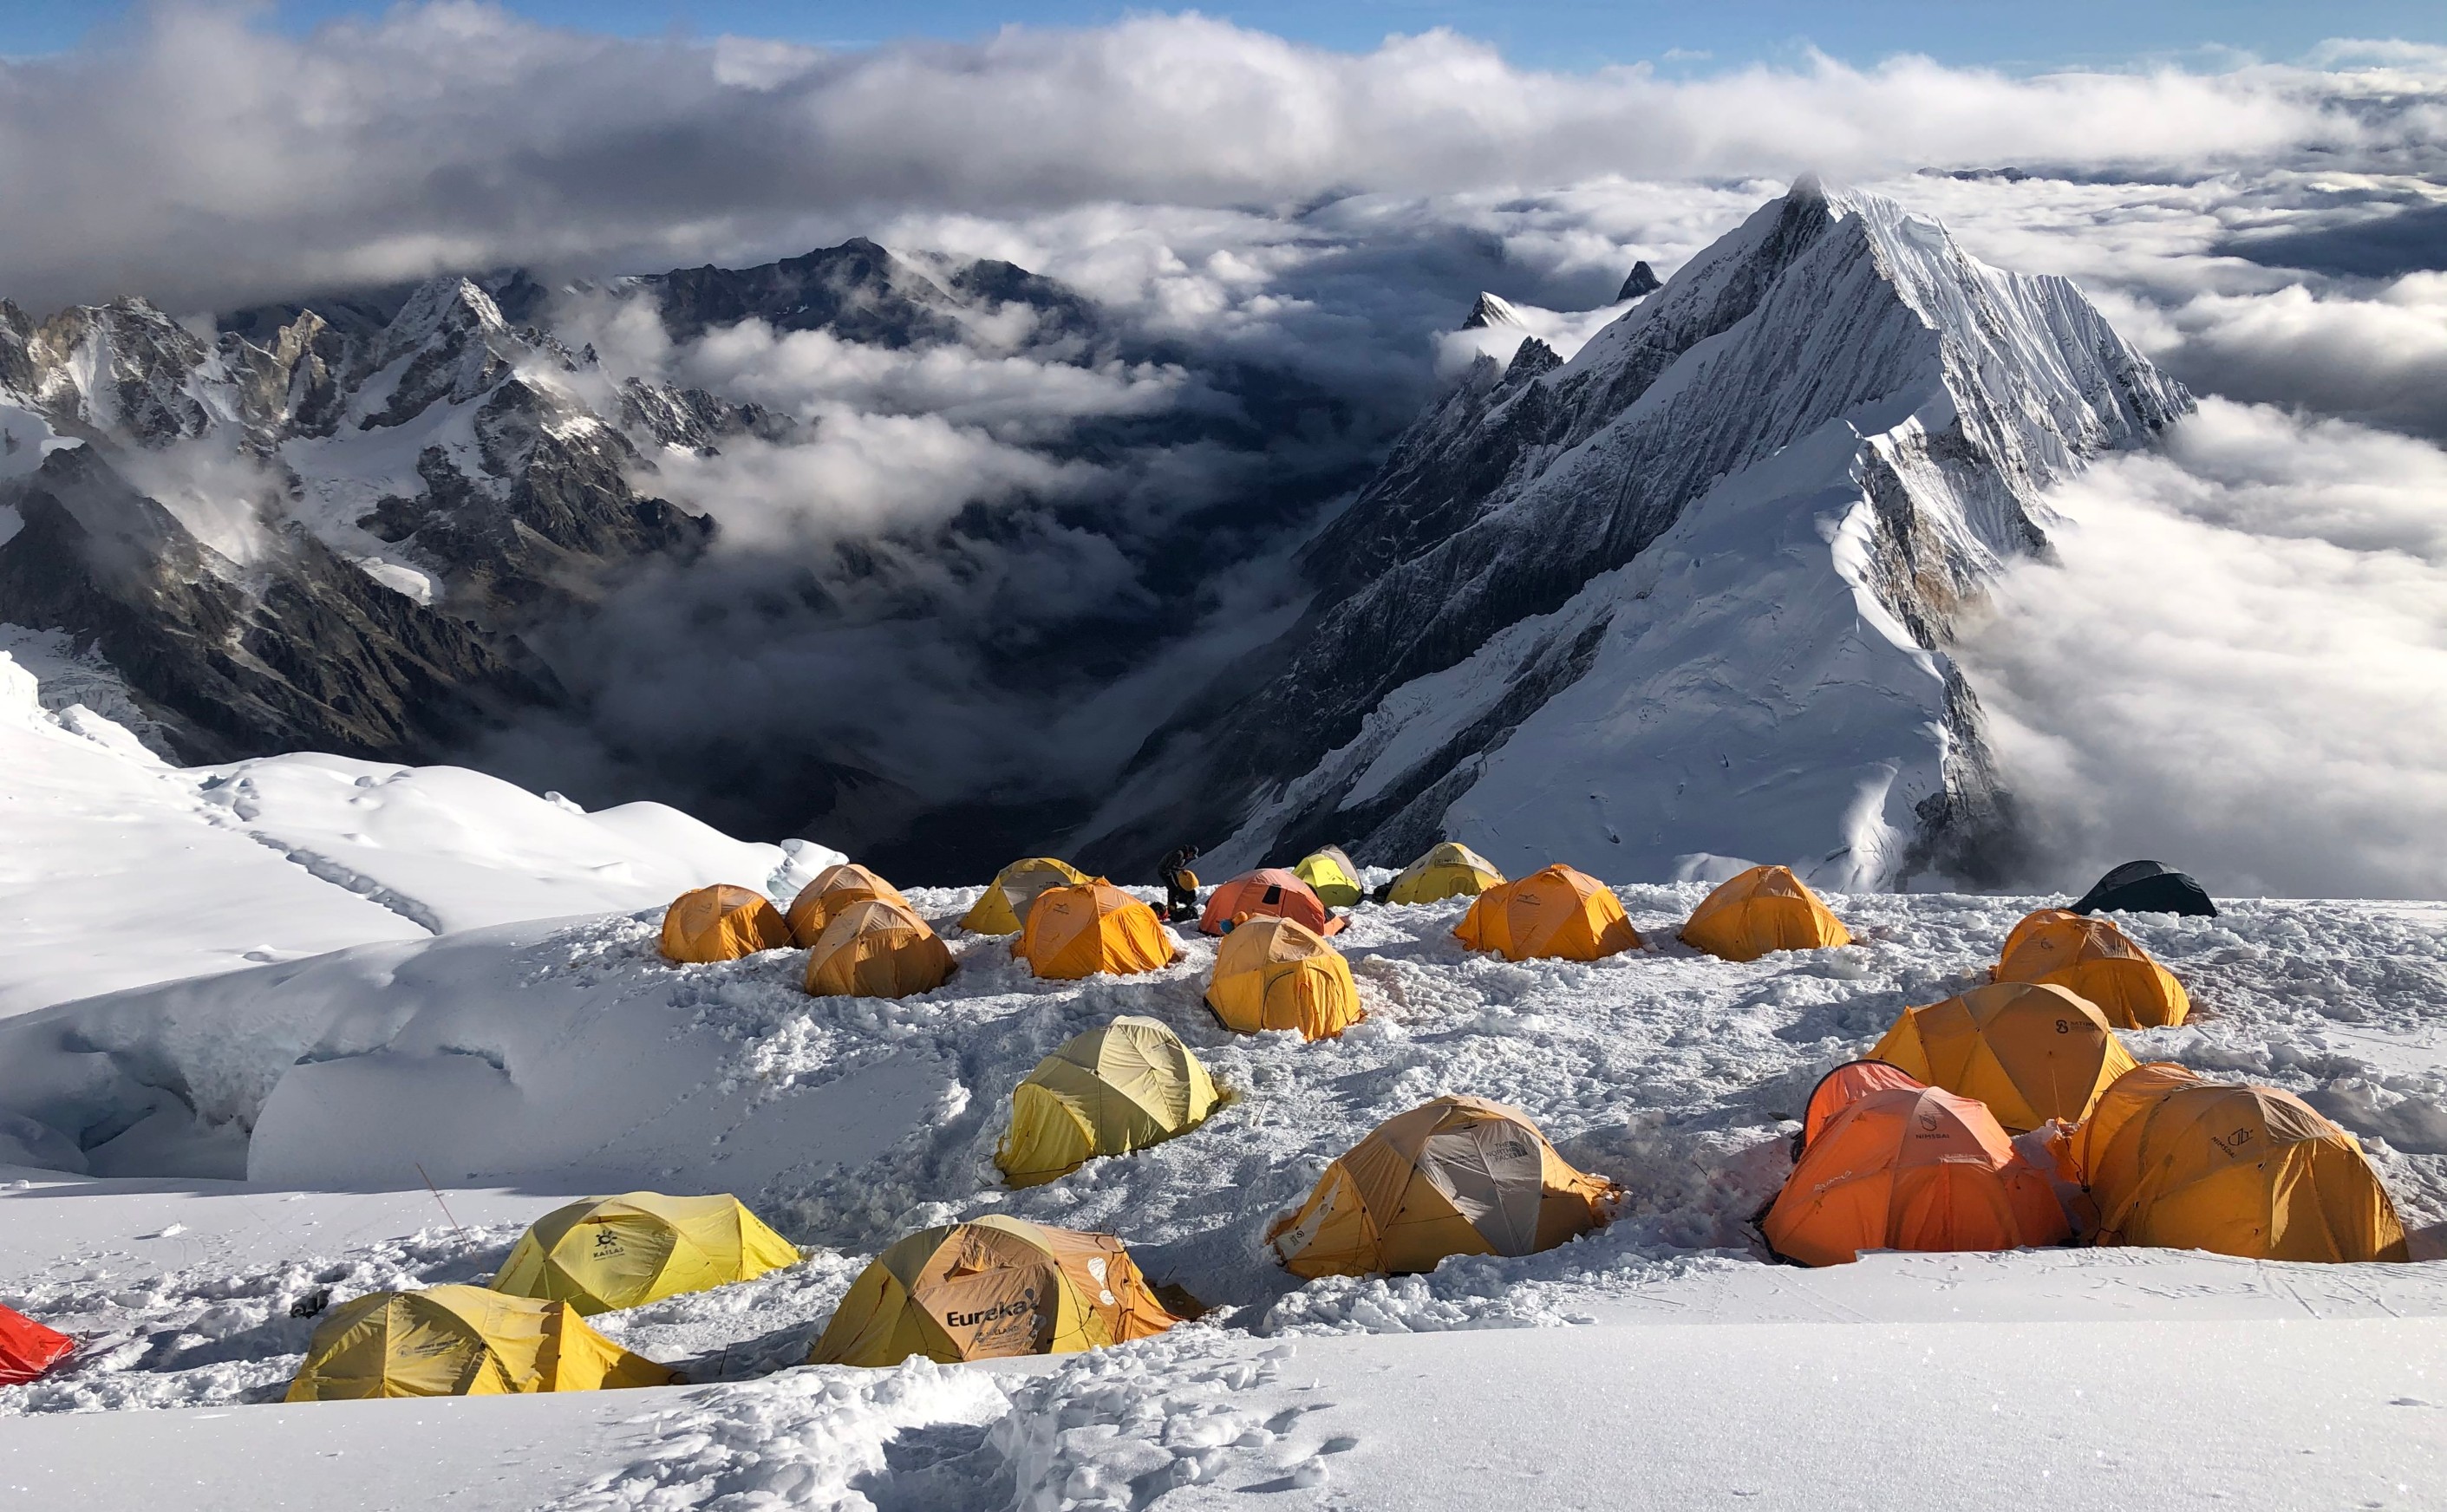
[
  {"left": 959, "top": 857, "right": 1089, "bottom": 935},
  {"left": 1293, "top": 846, "right": 1365, "bottom": 909},
  {"left": 2076, "top": 1064, "right": 2409, "bottom": 1262},
  {"left": 491, "top": 1192, "right": 802, "bottom": 1315},
  {"left": 809, "top": 1215, "right": 1178, "bottom": 1367},
  {"left": 785, "top": 863, "right": 909, "bottom": 948},
  {"left": 1678, "top": 865, "right": 1850, "bottom": 962},
  {"left": 995, "top": 1016, "right": 1218, "bottom": 1187},
  {"left": 1869, "top": 981, "right": 2138, "bottom": 1133},
  {"left": 1013, "top": 880, "right": 1177, "bottom": 980},
  {"left": 1206, "top": 916, "right": 1365, "bottom": 1040},
  {"left": 659, "top": 884, "right": 793, "bottom": 963},
  {"left": 1386, "top": 842, "right": 1505, "bottom": 906},
  {"left": 1455, "top": 864, "right": 1643, "bottom": 962},
  {"left": 1267, "top": 1095, "right": 1619, "bottom": 1277},
  {"left": 805, "top": 897, "right": 956, "bottom": 999},
  {"left": 1993, "top": 909, "right": 2189, "bottom": 1029},
  {"left": 285, "top": 1285, "right": 673, "bottom": 1401}
]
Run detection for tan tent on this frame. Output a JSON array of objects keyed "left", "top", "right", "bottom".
[
  {"left": 1384, "top": 843, "right": 1504, "bottom": 906},
  {"left": 959, "top": 857, "right": 1089, "bottom": 935},
  {"left": 285, "top": 1286, "right": 673, "bottom": 1401},
  {"left": 1869, "top": 982, "right": 2138, "bottom": 1132},
  {"left": 805, "top": 897, "right": 956, "bottom": 998},
  {"left": 785, "top": 863, "right": 909, "bottom": 947},
  {"left": 995, "top": 1016, "right": 1219, "bottom": 1187},
  {"left": 1206, "top": 916, "right": 1365, "bottom": 1040},
  {"left": 1013, "top": 880, "right": 1177, "bottom": 980},
  {"left": 2077, "top": 1064, "right": 2409, "bottom": 1262},
  {"left": 1993, "top": 909, "right": 2189, "bottom": 1029},
  {"left": 1678, "top": 865, "right": 1850, "bottom": 962},
  {"left": 1293, "top": 846, "right": 1365, "bottom": 909},
  {"left": 660, "top": 884, "right": 793, "bottom": 963},
  {"left": 1267, "top": 1095, "right": 1618, "bottom": 1277},
  {"left": 1455, "top": 864, "right": 1642, "bottom": 962},
  {"left": 808, "top": 1215, "right": 1178, "bottom": 1366},
  {"left": 1762, "top": 1085, "right": 2072, "bottom": 1267},
  {"left": 492, "top": 1192, "right": 801, "bottom": 1314}
]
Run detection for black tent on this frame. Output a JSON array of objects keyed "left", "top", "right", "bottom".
[{"left": 2069, "top": 860, "right": 2216, "bottom": 918}]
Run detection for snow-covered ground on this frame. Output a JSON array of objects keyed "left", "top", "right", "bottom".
[{"left": 2, "top": 824, "right": 2444, "bottom": 1502}]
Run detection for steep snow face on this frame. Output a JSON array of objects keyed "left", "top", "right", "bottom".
[{"left": 1094, "top": 180, "right": 2188, "bottom": 888}]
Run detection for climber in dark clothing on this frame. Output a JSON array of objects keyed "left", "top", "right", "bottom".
[{"left": 1159, "top": 845, "right": 1203, "bottom": 922}]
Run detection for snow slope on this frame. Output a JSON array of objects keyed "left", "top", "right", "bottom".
[{"left": 0, "top": 644, "right": 839, "bottom": 1018}]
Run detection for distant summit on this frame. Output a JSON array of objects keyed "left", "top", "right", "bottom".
[
  {"left": 1616, "top": 261, "right": 1661, "bottom": 301},
  {"left": 1459, "top": 292, "right": 1526, "bottom": 330}
]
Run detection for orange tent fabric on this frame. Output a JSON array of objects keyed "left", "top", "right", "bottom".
[
  {"left": 1199, "top": 869, "right": 1340, "bottom": 936},
  {"left": 1993, "top": 909, "right": 2189, "bottom": 1029},
  {"left": 0, "top": 1304, "right": 73, "bottom": 1385},
  {"left": 1455, "top": 864, "right": 1642, "bottom": 962},
  {"left": 1762, "top": 1085, "right": 2072, "bottom": 1267},
  {"left": 785, "top": 864, "right": 909, "bottom": 948},
  {"left": 1678, "top": 865, "right": 1850, "bottom": 962},
  {"left": 1869, "top": 982, "right": 2139, "bottom": 1132},
  {"left": 2077, "top": 1064, "right": 2409, "bottom": 1262},
  {"left": 1266, "top": 1096, "right": 1619, "bottom": 1277},
  {"left": 805, "top": 897, "right": 956, "bottom": 999},
  {"left": 1798, "top": 1059, "right": 1926, "bottom": 1150},
  {"left": 1206, "top": 917, "right": 1365, "bottom": 1040},
  {"left": 659, "top": 884, "right": 793, "bottom": 964},
  {"left": 1014, "top": 880, "right": 1178, "bottom": 980}
]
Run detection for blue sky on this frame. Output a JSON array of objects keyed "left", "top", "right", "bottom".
[{"left": 13, "top": 0, "right": 2445, "bottom": 72}]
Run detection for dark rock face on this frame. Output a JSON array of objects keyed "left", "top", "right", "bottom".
[
  {"left": 629, "top": 239, "right": 1095, "bottom": 349},
  {"left": 1617, "top": 261, "right": 1661, "bottom": 301},
  {"left": 0, "top": 446, "right": 551, "bottom": 764}
]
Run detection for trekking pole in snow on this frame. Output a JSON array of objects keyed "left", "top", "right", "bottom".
[{"left": 414, "top": 1163, "right": 472, "bottom": 1244}]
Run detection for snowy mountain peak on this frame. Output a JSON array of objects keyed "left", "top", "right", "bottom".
[
  {"left": 1460, "top": 291, "right": 1527, "bottom": 330},
  {"left": 1616, "top": 260, "right": 1661, "bottom": 301}
]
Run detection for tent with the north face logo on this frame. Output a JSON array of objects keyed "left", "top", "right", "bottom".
[
  {"left": 491, "top": 1191, "right": 801, "bottom": 1315},
  {"left": 807, "top": 1215, "right": 1177, "bottom": 1367}
]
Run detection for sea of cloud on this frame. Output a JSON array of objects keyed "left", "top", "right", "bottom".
[{"left": 4, "top": 4, "right": 2444, "bottom": 894}]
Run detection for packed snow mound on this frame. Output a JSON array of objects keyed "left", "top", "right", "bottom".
[{"left": 0, "top": 645, "right": 839, "bottom": 1017}]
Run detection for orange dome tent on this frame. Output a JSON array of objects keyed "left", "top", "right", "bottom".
[
  {"left": 1870, "top": 982, "right": 2138, "bottom": 1132},
  {"left": 659, "top": 884, "right": 793, "bottom": 964},
  {"left": 1455, "top": 864, "right": 1643, "bottom": 962},
  {"left": 1993, "top": 909, "right": 2189, "bottom": 1028},
  {"left": 2077, "top": 1064, "right": 2409, "bottom": 1263},
  {"left": 960, "top": 857, "right": 1089, "bottom": 935},
  {"left": 1267, "top": 1096, "right": 1619, "bottom": 1277},
  {"left": 1798, "top": 1059, "right": 1926, "bottom": 1150},
  {"left": 809, "top": 1215, "right": 1177, "bottom": 1367},
  {"left": 1762, "top": 1085, "right": 2071, "bottom": 1267},
  {"left": 805, "top": 897, "right": 956, "bottom": 999},
  {"left": 0, "top": 1304, "right": 73, "bottom": 1385},
  {"left": 1199, "top": 868, "right": 1341, "bottom": 936},
  {"left": 1678, "top": 865, "right": 1850, "bottom": 962},
  {"left": 1014, "top": 880, "right": 1177, "bottom": 980},
  {"left": 1206, "top": 916, "right": 1365, "bottom": 1040},
  {"left": 785, "top": 863, "right": 909, "bottom": 947}
]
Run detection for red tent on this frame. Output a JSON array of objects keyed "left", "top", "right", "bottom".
[
  {"left": 1198, "top": 869, "right": 1342, "bottom": 936},
  {"left": 0, "top": 1304, "right": 73, "bottom": 1386}
]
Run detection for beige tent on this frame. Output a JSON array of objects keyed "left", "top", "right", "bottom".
[
  {"left": 959, "top": 857, "right": 1089, "bottom": 935},
  {"left": 995, "top": 1016, "right": 1218, "bottom": 1187},
  {"left": 804, "top": 897, "right": 956, "bottom": 999},
  {"left": 785, "top": 863, "right": 910, "bottom": 947}
]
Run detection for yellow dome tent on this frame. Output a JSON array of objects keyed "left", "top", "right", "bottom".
[
  {"left": 995, "top": 1016, "right": 1220, "bottom": 1187},
  {"left": 1293, "top": 846, "right": 1365, "bottom": 909},
  {"left": 1385, "top": 842, "right": 1505, "bottom": 906},
  {"left": 1455, "top": 864, "right": 1643, "bottom": 962},
  {"left": 959, "top": 857, "right": 1089, "bottom": 935},
  {"left": 660, "top": 884, "right": 793, "bottom": 963},
  {"left": 805, "top": 897, "right": 956, "bottom": 999},
  {"left": 2077, "top": 1064, "right": 2409, "bottom": 1262},
  {"left": 285, "top": 1285, "right": 673, "bottom": 1401},
  {"left": 809, "top": 1215, "right": 1178, "bottom": 1367},
  {"left": 1993, "top": 909, "right": 2189, "bottom": 1029},
  {"left": 1869, "top": 981, "right": 2138, "bottom": 1133},
  {"left": 1267, "top": 1095, "right": 1618, "bottom": 1277},
  {"left": 785, "top": 863, "right": 909, "bottom": 947},
  {"left": 1206, "top": 916, "right": 1365, "bottom": 1040},
  {"left": 491, "top": 1192, "right": 802, "bottom": 1315},
  {"left": 1677, "top": 864, "right": 1850, "bottom": 962},
  {"left": 1013, "top": 880, "right": 1177, "bottom": 980}
]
